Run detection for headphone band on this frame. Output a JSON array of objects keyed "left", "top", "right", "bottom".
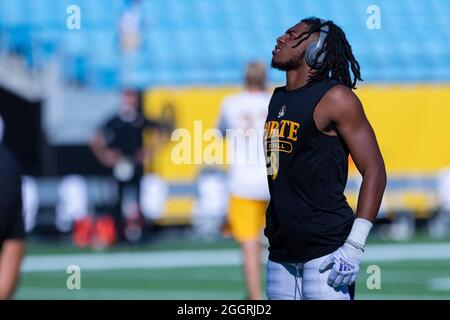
[
  {"left": 305, "top": 18, "right": 329, "bottom": 69},
  {"left": 316, "top": 19, "right": 329, "bottom": 51}
]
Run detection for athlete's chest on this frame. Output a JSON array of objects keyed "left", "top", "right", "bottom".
[{"left": 264, "top": 93, "right": 317, "bottom": 145}]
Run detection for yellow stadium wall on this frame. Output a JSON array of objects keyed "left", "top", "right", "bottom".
[
  {"left": 143, "top": 86, "right": 240, "bottom": 181},
  {"left": 355, "top": 85, "right": 450, "bottom": 174},
  {"left": 144, "top": 85, "right": 450, "bottom": 179},
  {"left": 143, "top": 85, "right": 450, "bottom": 223}
]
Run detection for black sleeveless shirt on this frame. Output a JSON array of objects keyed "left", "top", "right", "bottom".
[{"left": 264, "top": 78, "right": 355, "bottom": 263}]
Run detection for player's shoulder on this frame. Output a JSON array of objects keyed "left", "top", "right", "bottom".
[
  {"left": 322, "top": 83, "right": 363, "bottom": 117},
  {"left": 224, "top": 90, "right": 267, "bottom": 101},
  {"left": 143, "top": 116, "right": 163, "bottom": 130},
  {"left": 221, "top": 93, "right": 241, "bottom": 106},
  {"left": 104, "top": 114, "right": 122, "bottom": 127},
  {"left": 221, "top": 91, "right": 270, "bottom": 109},
  {"left": 326, "top": 84, "right": 360, "bottom": 105},
  {"left": 219, "top": 95, "right": 237, "bottom": 118},
  {"left": 272, "top": 86, "right": 286, "bottom": 95}
]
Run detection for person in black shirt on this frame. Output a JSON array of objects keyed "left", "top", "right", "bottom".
[
  {"left": 0, "top": 145, "right": 25, "bottom": 299},
  {"left": 90, "top": 89, "right": 163, "bottom": 243},
  {"left": 264, "top": 17, "right": 386, "bottom": 299}
]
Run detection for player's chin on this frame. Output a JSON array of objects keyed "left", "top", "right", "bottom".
[{"left": 270, "top": 57, "right": 287, "bottom": 71}]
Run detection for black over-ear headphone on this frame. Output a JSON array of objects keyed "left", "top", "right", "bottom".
[{"left": 305, "top": 19, "right": 329, "bottom": 69}]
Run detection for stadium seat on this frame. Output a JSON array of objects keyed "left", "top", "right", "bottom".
[{"left": 0, "top": 0, "right": 449, "bottom": 87}]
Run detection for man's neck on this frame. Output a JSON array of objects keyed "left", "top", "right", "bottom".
[
  {"left": 119, "top": 108, "right": 138, "bottom": 122},
  {"left": 285, "top": 66, "right": 312, "bottom": 91},
  {"left": 246, "top": 86, "right": 265, "bottom": 93}
]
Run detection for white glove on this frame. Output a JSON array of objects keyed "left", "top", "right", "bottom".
[{"left": 319, "top": 241, "right": 364, "bottom": 288}]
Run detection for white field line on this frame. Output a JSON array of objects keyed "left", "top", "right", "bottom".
[
  {"left": 27, "top": 269, "right": 244, "bottom": 281},
  {"left": 429, "top": 278, "right": 450, "bottom": 291},
  {"left": 365, "top": 243, "right": 450, "bottom": 262},
  {"left": 22, "top": 243, "right": 450, "bottom": 273},
  {"left": 22, "top": 249, "right": 241, "bottom": 272}
]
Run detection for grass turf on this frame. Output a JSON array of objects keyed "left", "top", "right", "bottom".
[{"left": 16, "top": 239, "right": 450, "bottom": 300}]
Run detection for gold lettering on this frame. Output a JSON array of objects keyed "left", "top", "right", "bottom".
[
  {"left": 287, "top": 122, "right": 300, "bottom": 141},
  {"left": 279, "top": 120, "right": 288, "bottom": 138},
  {"left": 269, "top": 121, "right": 280, "bottom": 137}
]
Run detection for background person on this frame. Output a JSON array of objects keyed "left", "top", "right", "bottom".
[
  {"left": 0, "top": 144, "right": 25, "bottom": 299},
  {"left": 90, "top": 88, "right": 163, "bottom": 243},
  {"left": 217, "top": 62, "right": 271, "bottom": 300}
]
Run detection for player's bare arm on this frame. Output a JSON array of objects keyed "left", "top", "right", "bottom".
[
  {"left": 317, "top": 85, "right": 387, "bottom": 288},
  {"left": 315, "top": 84, "right": 387, "bottom": 223},
  {"left": 0, "top": 239, "right": 25, "bottom": 299}
]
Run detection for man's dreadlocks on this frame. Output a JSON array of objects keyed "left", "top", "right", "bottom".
[{"left": 293, "top": 17, "right": 362, "bottom": 89}]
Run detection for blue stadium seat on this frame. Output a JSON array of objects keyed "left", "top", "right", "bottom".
[{"left": 1, "top": 0, "right": 449, "bottom": 88}]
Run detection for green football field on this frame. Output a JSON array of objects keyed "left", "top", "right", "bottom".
[{"left": 15, "top": 237, "right": 450, "bottom": 300}]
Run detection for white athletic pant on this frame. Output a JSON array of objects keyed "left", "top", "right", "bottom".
[{"left": 266, "top": 254, "right": 355, "bottom": 300}]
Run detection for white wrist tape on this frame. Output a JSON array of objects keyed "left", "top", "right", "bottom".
[{"left": 347, "top": 218, "right": 373, "bottom": 248}]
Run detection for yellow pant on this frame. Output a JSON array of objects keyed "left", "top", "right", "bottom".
[{"left": 228, "top": 196, "right": 267, "bottom": 242}]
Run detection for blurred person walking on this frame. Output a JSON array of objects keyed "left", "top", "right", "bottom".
[
  {"left": 119, "top": 0, "right": 145, "bottom": 84},
  {"left": 90, "top": 89, "right": 163, "bottom": 244},
  {"left": 217, "top": 62, "right": 271, "bottom": 300},
  {"left": 119, "top": 0, "right": 143, "bottom": 55},
  {"left": 0, "top": 144, "right": 25, "bottom": 299}
]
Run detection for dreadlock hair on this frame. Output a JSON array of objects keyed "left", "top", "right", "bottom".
[{"left": 293, "top": 17, "right": 362, "bottom": 89}]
